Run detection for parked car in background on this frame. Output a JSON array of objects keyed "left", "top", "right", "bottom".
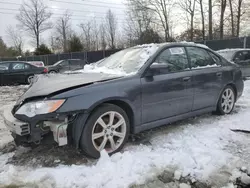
[
  {"left": 3, "top": 43, "right": 243, "bottom": 158},
  {"left": 0, "top": 61, "right": 48, "bottom": 85},
  {"left": 47, "top": 59, "right": 86, "bottom": 73},
  {"left": 217, "top": 49, "right": 250, "bottom": 78},
  {"left": 27, "top": 61, "right": 45, "bottom": 67}
]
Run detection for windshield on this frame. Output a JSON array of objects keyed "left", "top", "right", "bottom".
[
  {"left": 94, "top": 45, "right": 160, "bottom": 74},
  {"left": 217, "top": 51, "right": 235, "bottom": 61},
  {"left": 54, "top": 60, "right": 64, "bottom": 66}
]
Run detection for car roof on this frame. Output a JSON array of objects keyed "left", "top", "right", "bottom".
[
  {"left": 130, "top": 42, "right": 210, "bottom": 51},
  {"left": 0, "top": 61, "right": 28, "bottom": 63},
  {"left": 217, "top": 48, "right": 250, "bottom": 53}
]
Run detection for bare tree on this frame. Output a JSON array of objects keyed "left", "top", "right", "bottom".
[
  {"left": 79, "top": 21, "right": 92, "bottom": 51},
  {"left": 198, "top": 0, "right": 205, "bottom": 40},
  {"left": 99, "top": 23, "right": 107, "bottom": 50},
  {"left": 105, "top": 10, "right": 117, "bottom": 49},
  {"left": 179, "top": 0, "right": 196, "bottom": 41},
  {"left": 79, "top": 19, "right": 99, "bottom": 51},
  {"left": 219, "top": 0, "right": 227, "bottom": 39},
  {"left": 236, "top": 0, "right": 243, "bottom": 37},
  {"left": 147, "top": 0, "right": 173, "bottom": 42},
  {"left": 6, "top": 25, "right": 24, "bottom": 54},
  {"left": 16, "top": 0, "right": 52, "bottom": 48},
  {"left": 208, "top": 0, "right": 213, "bottom": 39},
  {"left": 56, "top": 11, "right": 71, "bottom": 52},
  {"left": 228, "top": 0, "right": 235, "bottom": 36},
  {"left": 125, "top": 0, "right": 155, "bottom": 45}
]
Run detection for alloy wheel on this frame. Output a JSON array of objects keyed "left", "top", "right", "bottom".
[
  {"left": 221, "top": 88, "right": 235, "bottom": 114},
  {"left": 91, "top": 111, "right": 127, "bottom": 153}
]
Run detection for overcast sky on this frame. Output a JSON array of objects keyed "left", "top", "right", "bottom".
[{"left": 0, "top": 0, "right": 127, "bottom": 50}]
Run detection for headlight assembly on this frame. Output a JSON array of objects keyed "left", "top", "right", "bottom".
[{"left": 15, "top": 100, "right": 65, "bottom": 117}]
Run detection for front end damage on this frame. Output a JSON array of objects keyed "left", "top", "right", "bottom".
[{"left": 3, "top": 106, "right": 70, "bottom": 147}]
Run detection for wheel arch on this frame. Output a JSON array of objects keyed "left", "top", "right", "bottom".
[
  {"left": 72, "top": 98, "right": 136, "bottom": 149},
  {"left": 88, "top": 99, "right": 135, "bottom": 134}
]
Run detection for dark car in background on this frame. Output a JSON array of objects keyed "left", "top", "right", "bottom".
[
  {"left": 0, "top": 61, "right": 48, "bottom": 85},
  {"left": 3, "top": 43, "right": 244, "bottom": 158},
  {"left": 217, "top": 49, "right": 250, "bottom": 78},
  {"left": 47, "top": 59, "right": 86, "bottom": 73}
]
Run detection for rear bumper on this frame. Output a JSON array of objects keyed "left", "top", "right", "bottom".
[{"left": 3, "top": 106, "right": 30, "bottom": 136}]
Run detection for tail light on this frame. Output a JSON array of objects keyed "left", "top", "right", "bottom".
[{"left": 43, "top": 68, "right": 48, "bottom": 73}]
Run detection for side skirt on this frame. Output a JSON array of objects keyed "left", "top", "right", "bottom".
[{"left": 134, "top": 107, "right": 214, "bottom": 134}]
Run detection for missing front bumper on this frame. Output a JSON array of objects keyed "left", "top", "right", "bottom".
[
  {"left": 44, "top": 120, "right": 68, "bottom": 146},
  {"left": 3, "top": 106, "right": 30, "bottom": 136},
  {"left": 4, "top": 106, "right": 69, "bottom": 147}
]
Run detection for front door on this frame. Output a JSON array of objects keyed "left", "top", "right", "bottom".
[
  {"left": 58, "top": 60, "right": 70, "bottom": 73},
  {"left": 141, "top": 47, "right": 194, "bottom": 124},
  {"left": 186, "top": 47, "right": 224, "bottom": 110}
]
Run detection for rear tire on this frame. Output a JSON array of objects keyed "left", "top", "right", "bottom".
[
  {"left": 78, "top": 104, "right": 130, "bottom": 159},
  {"left": 49, "top": 71, "right": 57, "bottom": 74},
  {"left": 26, "top": 75, "right": 34, "bottom": 84},
  {"left": 216, "top": 85, "right": 236, "bottom": 115}
]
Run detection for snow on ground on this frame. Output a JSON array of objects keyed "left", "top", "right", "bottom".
[
  {"left": 0, "top": 85, "right": 28, "bottom": 149},
  {"left": 0, "top": 82, "right": 250, "bottom": 187}
]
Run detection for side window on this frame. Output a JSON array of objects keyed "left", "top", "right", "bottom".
[
  {"left": 154, "top": 47, "right": 189, "bottom": 73},
  {"left": 186, "top": 47, "right": 218, "bottom": 69},
  {"left": 24, "top": 64, "right": 31, "bottom": 69},
  {"left": 70, "top": 60, "right": 80, "bottom": 66},
  {"left": 246, "top": 51, "right": 250, "bottom": 61},
  {"left": 12, "top": 63, "right": 25, "bottom": 70},
  {"left": 0, "top": 63, "right": 10, "bottom": 71},
  {"left": 208, "top": 51, "right": 223, "bottom": 66},
  {"left": 234, "top": 51, "right": 245, "bottom": 61},
  {"left": 60, "top": 60, "right": 69, "bottom": 67},
  {"left": 234, "top": 51, "right": 250, "bottom": 65}
]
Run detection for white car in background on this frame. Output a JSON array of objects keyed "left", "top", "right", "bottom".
[{"left": 27, "top": 61, "right": 45, "bottom": 67}]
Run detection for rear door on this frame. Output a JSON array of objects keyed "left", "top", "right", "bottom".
[
  {"left": 186, "top": 47, "right": 225, "bottom": 110},
  {"left": 233, "top": 50, "right": 250, "bottom": 77},
  {"left": 0, "top": 62, "right": 11, "bottom": 85},
  {"left": 141, "top": 47, "right": 194, "bottom": 123},
  {"left": 69, "top": 60, "right": 83, "bottom": 71}
]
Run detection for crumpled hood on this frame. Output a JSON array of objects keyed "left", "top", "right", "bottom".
[{"left": 17, "top": 73, "right": 121, "bottom": 103}]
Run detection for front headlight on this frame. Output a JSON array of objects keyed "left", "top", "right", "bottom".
[{"left": 16, "top": 100, "right": 65, "bottom": 117}]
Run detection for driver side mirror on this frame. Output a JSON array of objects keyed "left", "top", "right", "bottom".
[{"left": 144, "top": 63, "right": 169, "bottom": 77}]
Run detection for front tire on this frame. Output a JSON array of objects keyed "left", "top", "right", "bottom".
[
  {"left": 78, "top": 104, "right": 130, "bottom": 158},
  {"left": 216, "top": 85, "right": 236, "bottom": 115}
]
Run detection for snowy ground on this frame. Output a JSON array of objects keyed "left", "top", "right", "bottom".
[{"left": 1, "top": 82, "right": 250, "bottom": 187}]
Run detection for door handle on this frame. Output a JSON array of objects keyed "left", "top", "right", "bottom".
[
  {"left": 216, "top": 72, "right": 222, "bottom": 77},
  {"left": 183, "top": 77, "right": 191, "bottom": 82}
]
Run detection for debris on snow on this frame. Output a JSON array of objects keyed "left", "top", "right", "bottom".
[
  {"left": 240, "top": 166, "right": 248, "bottom": 173},
  {"left": 240, "top": 173, "right": 250, "bottom": 185},
  {"left": 174, "top": 170, "right": 182, "bottom": 180},
  {"left": 158, "top": 169, "right": 174, "bottom": 183},
  {"left": 179, "top": 183, "right": 191, "bottom": 188}
]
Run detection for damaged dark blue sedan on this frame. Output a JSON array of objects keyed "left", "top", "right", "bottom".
[{"left": 3, "top": 43, "right": 244, "bottom": 158}]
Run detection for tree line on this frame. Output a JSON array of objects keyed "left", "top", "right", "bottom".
[{"left": 1, "top": 0, "right": 250, "bottom": 57}]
